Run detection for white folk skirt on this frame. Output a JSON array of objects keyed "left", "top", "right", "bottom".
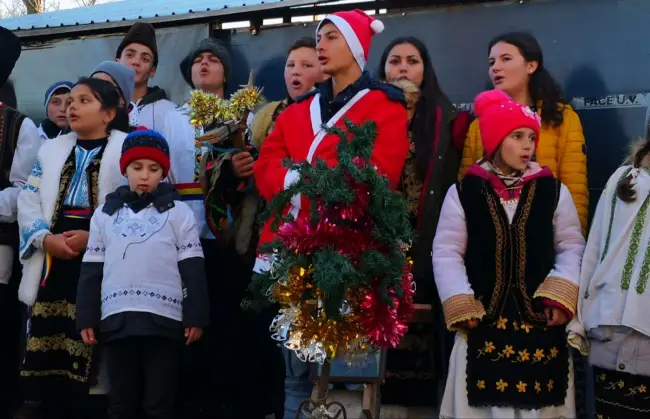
[{"left": 439, "top": 333, "right": 576, "bottom": 419}]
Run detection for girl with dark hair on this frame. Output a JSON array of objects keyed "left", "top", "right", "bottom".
[
  {"left": 15, "top": 77, "right": 128, "bottom": 419},
  {"left": 568, "top": 136, "right": 650, "bottom": 419},
  {"left": 378, "top": 36, "right": 471, "bottom": 407},
  {"left": 459, "top": 32, "right": 589, "bottom": 234},
  {"left": 434, "top": 90, "right": 584, "bottom": 418}
]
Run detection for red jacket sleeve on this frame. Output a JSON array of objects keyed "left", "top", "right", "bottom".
[
  {"left": 317, "top": 95, "right": 409, "bottom": 189},
  {"left": 253, "top": 110, "right": 293, "bottom": 201}
]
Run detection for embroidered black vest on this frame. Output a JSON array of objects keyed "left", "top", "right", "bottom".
[
  {"left": 0, "top": 106, "right": 26, "bottom": 246},
  {"left": 458, "top": 174, "right": 570, "bottom": 410},
  {"left": 458, "top": 174, "right": 560, "bottom": 325}
]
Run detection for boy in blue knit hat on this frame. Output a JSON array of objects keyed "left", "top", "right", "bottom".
[
  {"left": 76, "top": 129, "right": 209, "bottom": 419},
  {"left": 38, "top": 81, "right": 73, "bottom": 140}
]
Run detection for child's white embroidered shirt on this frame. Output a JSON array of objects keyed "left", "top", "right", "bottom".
[{"left": 83, "top": 200, "right": 203, "bottom": 322}]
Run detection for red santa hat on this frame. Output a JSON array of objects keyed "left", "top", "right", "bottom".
[
  {"left": 316, "top": 9, "right": 385, "bottom": 71},
  {"left": 474, "top": 89, "right": 541, "bottom": 158}
]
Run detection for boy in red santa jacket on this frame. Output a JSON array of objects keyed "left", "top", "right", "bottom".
[{"left": 254, "top": 9, "right": 410, "bottom": 262}]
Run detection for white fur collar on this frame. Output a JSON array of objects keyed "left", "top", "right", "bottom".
[
  {"left": 37, "top": 129, "right": 126, "bottom": 224},
  {"left": 18, "top": 129, "right": 127, "bottom": 306}
]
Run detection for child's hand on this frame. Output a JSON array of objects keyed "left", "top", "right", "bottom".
[
  {"left": 184, "top": 327, "right": 203, "bottom": 345},
  {"left": 452, "top": 319, "right": 480, "bottom": 331},
  {"left": 81, "top": 328, "right": 97, "bottom": 345},
  {"left": 63, "top": 230, "right": 89, "bottom": 253},
  {"left": 232, "top": 151, "right": 254, "bottom": 178},
  {"left": 544, "top": 307, "right": 569, "bottom": 327},
  {"left": 43, "top": 234, "right": 79, "bottom": 260}
]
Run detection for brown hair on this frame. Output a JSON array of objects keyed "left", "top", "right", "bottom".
[{"left": 288, "top": 37, "right": 316, "bottom": 54}]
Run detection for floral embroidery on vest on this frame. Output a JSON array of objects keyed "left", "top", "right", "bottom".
[{"left": 399, "top": 132, "right": 422, "bottom": 217}]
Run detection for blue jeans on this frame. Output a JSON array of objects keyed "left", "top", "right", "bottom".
[{"left": 283, "top": 348, "right": 312, "bottom": 419}]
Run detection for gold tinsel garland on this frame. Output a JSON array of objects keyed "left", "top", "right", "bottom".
[
  {"left": 270, "top": 264, "right": 368, "bottom": 359},
  {"left": 187, "top": 76, "right": 263, "bottom": 130}
]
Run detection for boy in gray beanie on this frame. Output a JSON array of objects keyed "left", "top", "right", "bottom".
[{"left": 91, "top": 61, "right": 135, "bottom": 107}]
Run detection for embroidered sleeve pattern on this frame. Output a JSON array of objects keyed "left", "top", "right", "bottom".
[
  {"left": 533, "top": 276, "right": 579, "bottom": 315},
  {"left": 18, "top": 155, "right": 51, "bottom": 260},
  {"left": 19, "top": 219, "right": 49, "bottom": 258},
  {"left": 22, "top": 158, "right": 43, "bottom": 193},
  {"left": 175, "top": 204, "right": 204, "bottom": 261},
  {"left": 442, "top": 294, "right": 486, "bottom": 331},
  {"left": 82, "top": 209, "right": 105, "bottom": 263}
]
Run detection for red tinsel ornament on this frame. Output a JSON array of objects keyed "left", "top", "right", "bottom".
[
  {"left": 276, "top": 216, "right": 372, "bottom": 260},
  {"left": 356, "top": 262, "right": 415, "bottom": 348},
  {"left": 397, "top": 270, "right": 416, "bottom": 326}
]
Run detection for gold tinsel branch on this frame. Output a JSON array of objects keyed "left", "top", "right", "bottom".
[
  {"left": 187, "top": 90, "right": 229, "bottom": 129},
  {"left": 186, "top": 72, "right": 263, "bottom": 130}
]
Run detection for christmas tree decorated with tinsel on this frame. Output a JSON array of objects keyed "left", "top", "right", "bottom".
[{"left": 246, "top": 120, "right": 415, "bottom": 364}]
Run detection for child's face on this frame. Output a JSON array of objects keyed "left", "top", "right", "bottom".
[
  {"left": 284, "top": 47, "right": 322, "bottom": 101},
  {"left": 498, "top": 127, "right": 536, "bottom": 172},
  {"left": 125, "top": 159, "right": 164, "bottom": 194},
  {"left": 67, "top": 84, "right": 115, "bottom": 137},
  {"left": 47, "top": 92, "right": 70, "bottom": 129}
]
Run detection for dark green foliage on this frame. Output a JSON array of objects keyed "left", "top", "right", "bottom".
[{"left": 244, "top": 120, "right": 413, "bottom": 314}]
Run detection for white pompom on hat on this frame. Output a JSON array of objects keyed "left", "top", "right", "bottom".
[{"left": 316, "top": 9, "right": 385, "bottom": 71}]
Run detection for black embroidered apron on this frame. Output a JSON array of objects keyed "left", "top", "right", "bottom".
[
  {"left": 458, "top": 174, "right": 570, "bottom": 409},
  {"left": 593, "top": 366, "right": 650, "bottom": 419}
]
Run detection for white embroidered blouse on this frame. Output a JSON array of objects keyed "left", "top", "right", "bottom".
[
  {"left": 83, "top": 200, "right": 204, "bottom": 322},
  {"left": 569, "top": 165, "right": 650, "bottom": 354}
]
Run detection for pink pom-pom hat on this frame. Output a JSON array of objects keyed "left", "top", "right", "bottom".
[{"left": 473, "top": 89, "right": 541, "bottom": 158}]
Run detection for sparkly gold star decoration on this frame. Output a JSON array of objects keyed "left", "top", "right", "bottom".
[{"left": 186, "top": 72, "right": 263, "bottom": 130}]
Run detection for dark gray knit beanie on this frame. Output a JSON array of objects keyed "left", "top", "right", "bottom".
[{"left": 180, "top": 38, "right": 232, "bottom": 89}]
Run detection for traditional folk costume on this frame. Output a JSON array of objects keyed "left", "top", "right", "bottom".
[
  {"left": 0, "top": 25, "right": 44, "bottom": 416},
  {"left": 567, "top": 141, "right": 650, "bottom": 419},
  {"left": 433, "top": 90, "right": 584, "bottom": 418},
  {"left": 76, "top": 130, "right": 209, "bottom": 419},
  {"left": 17, "top": 129, "right": 126, "bottom": 401}
]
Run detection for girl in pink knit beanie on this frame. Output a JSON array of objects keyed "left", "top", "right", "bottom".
[
  {"left": 431, "top": 89, "right": 585, "bottom": 418},
  {"left": 475, "top": 89, "right": 541, "bottom": 173}
]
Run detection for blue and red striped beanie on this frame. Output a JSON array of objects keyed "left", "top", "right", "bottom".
[{"left": 120, "top": 128, "right": 170, "bottom": 177}]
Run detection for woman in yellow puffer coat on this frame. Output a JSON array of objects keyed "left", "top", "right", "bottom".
[{"left": 459, "top": 32, "right": 588, "bottom": 233}]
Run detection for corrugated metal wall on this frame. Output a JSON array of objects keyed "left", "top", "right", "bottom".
[{"left": 12, "top": 24, "right": 209, "bottom": 121}]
